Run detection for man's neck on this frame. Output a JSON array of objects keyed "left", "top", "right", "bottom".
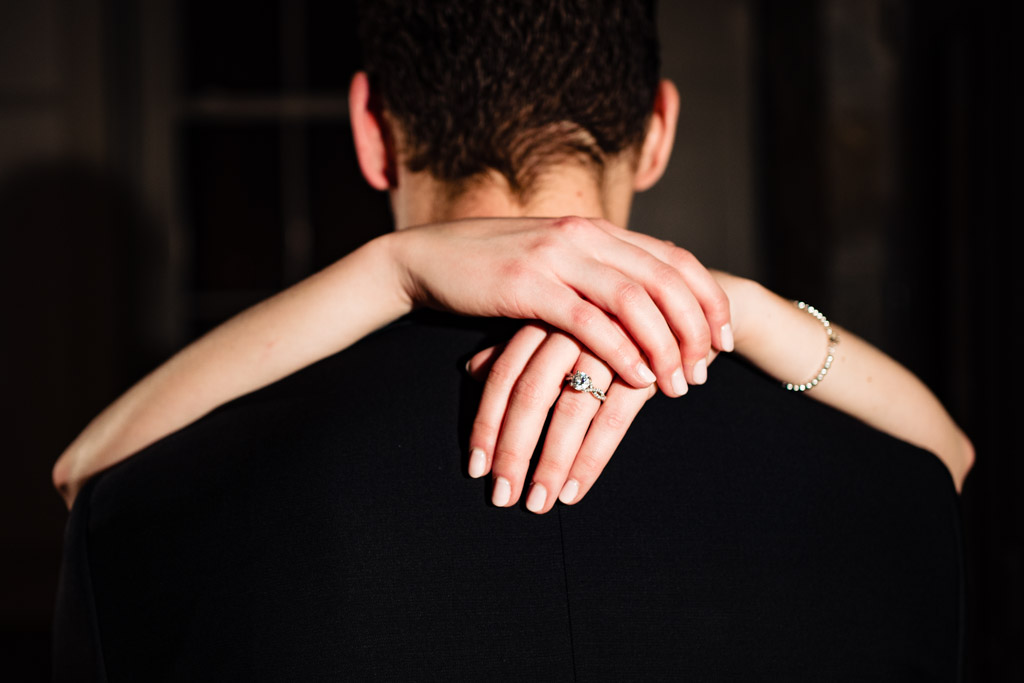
[{"left": 389, "top": 162, "right": 636, "bottom": 229}]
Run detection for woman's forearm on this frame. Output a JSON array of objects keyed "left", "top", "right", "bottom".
[
  {"left": 52, "top": 217, "right": 733, "bottom": 507},
  {"left": 52, "top": 234, "right": 412, "bottom": 507},
  {"left": 719, "top": 273, "right": 974, "bottom": 490}
]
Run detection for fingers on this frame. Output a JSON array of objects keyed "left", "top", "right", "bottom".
[
  {"left": 530, "top": 280, "right": 661, "bottom": 390},
  {"left": 546, "top": 219, "right": 727, "bottom": 391},
  {"left": 467, "top": 324, "right": 548, "bottom": 479},
  {"left": 633, "top": 258, "right": 713, "bottom": 386},
  {"left": 586, "top": 227, "right": 726, "bottom": 384},
  {"left": 403, "top": 215, "right": 731, "bottom": 397},
  {"left": 525, "top": 216, "right": 720, "bottom": 393},
  {"left": 466, "top": 344, "right": 499, "bottom": 382},
  {"left": 556, "top": 377, "right": 655, "bottom": 508},
  {"left": 554, "top": 262, "right": 690, "bottom": 396},
  {"left": 468, "top": 325, "right": 656, "bottom": 514},
  {"left": 488, "top": 332, "right": 584, "bottom": 507},
  {"left": 524, "top": 351, "right": 617, "bottom": 513},
  {"left": 600, "top": 223, "right": 734, "bottom": 355}
]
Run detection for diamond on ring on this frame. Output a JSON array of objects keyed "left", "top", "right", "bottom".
[{"left": 565, "top": 371, "right": 607, "bottom": 401}]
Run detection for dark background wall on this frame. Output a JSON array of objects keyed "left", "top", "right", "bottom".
[{"left": 0, "top": 1, "right": 1017, "bottom": 679}]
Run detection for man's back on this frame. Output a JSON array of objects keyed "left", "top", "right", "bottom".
[{"left": 54, "top": 313, "right": 962, "bottom": 681}]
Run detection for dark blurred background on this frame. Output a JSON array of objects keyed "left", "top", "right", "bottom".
[{"left": 0, "top": 0, "right": 1017, "bottom": 679}]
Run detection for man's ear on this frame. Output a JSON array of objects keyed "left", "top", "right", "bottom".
[
  {"left": 349, "top": 71, "right": 396, "bottom": 190},
  {"left": 633, "top": 79, "right": 680, "bottom": 192}
]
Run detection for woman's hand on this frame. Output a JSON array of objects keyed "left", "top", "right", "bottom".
[
  {"left": 465, "top": 324, "right": 663, "bottom": 512},
  {"left": 53, "top": 215, "right": 730, "bottom": 509},
  {"left": 461, "top": 265, "right": 977, "bottom": 509},
  {"left": 389, "top": 216, "right": 733, "bottom": 396}
]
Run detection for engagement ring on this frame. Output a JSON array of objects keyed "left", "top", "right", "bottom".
[{"left": 565, "top": 371, "right": 607, "bottom": 401}]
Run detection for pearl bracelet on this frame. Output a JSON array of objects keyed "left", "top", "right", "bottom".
[{"left": 783, "top": 301, "right": 839, "bottom": 392}]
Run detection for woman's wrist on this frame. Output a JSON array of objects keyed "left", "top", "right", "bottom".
[
  {"left": 709, "top": 271, "right": 764, "bottom": 350},
  {"left": 710, "top": 271, "right": 844, "bottom": 389},
  {"left": 370, "top": 230, "right": 419, "bottom": 314}
]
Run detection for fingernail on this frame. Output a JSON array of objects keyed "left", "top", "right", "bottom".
[
  {"left": 526, "top": 483, "right": 547, "bottom": 513},
  {"left": 693, "top": 358, "right": 708, "bottom": 385},
  {"left": 464, "top": 359, "right": 472, "bottom": 373},
  {"left": 492, "top": 476, "right": 511, "bottom": 507},
  {"left": 559, "top": 479, "right": 580, "bottom": 505},
  {"left": 721, "top": 323, "right": 735, "bottom": 352},
  {"left": 671, "top": 368, "right": 688, "bottom": 396},
  {"left": 637, "top": 362, "right": 657, "bottom": 385},
  {"left": 468, "top": 448, "right": 487, "bottom": 478}
]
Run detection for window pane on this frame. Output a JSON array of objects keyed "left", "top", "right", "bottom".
[
  {"left": 306, "top": 0, "right": 362, "bottom": 93},
  {"left": 181, "top": 0, "right": 282, "bottom": 94},
  {"left": 182, "top": 123, "right": 284, "bottom": 294}
]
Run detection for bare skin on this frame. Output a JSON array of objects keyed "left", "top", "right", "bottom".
[
  {"left": 52, "top": 216, "right": 732, "bottom": 506},
  {"left": 467, "top": 271, "right": 973, "bottom": 513},
  {"left": 53, "top": 73, "right": 973, "bottom": 509}
]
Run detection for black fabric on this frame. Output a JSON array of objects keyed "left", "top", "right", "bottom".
[{"left": 53, "top": 313, "right": 963, "bottom": 681}]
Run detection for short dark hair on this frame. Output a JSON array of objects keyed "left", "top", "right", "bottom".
[{"left": 358, "top": 0, "right": 660, "bottom": 197}]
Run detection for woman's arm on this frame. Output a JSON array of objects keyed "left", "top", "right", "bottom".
[
  {"left": 616, "top": 228, "right": 974, "bottom": 487},
  {"left": 52, "top": 235, "right": 411, "bottom": 506},
  {"left": 468, "top": 271, "right": 973, "bottom": 513},
  {"left": 719, "top": 272, "right": 974, "bottom": 489},
  {"left": 53, "top": 217, "right": 731, "bottom": 507}
]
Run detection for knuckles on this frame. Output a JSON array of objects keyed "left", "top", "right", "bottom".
[
  {"left": 573, "top": 449, "right": 606, "bottom": 476},
  {"left": 671, "top": 245, "right": 695, "bottom": 262},
  {"left": 551, "top": 215, "right": 593, "bottom": 238},
  {"left": 650, "top": 263, "right": 684, "bottom": 291},
  {"left": 527, "top": 216, "right": 597, "bottom": 262},
  {"left": 613, "top": 280, "right": 646, "bottom": 308},
  {"left": 492, "top": 446, "right": 530, "bottom": 469},
  {"left": 532, "top": 456, "right": 573, "bottom": 481},
  {"left": 666, "top": 248, "right": 697, "bottom": 273},
  {"left": 499, "top": 259, "right": 537, "bottom": 290},
  {"left": 470, "top": 417, "right": 499, "bottom": 444},
  {"left": 708, "top": 290, "right": 732, "bottom": 321},
  {"left": 682, "top": 334, "right": 712, "bottom": 362},
  {"left": 595, "top": 406, "right": 630, "bottom": 432},
  {"left": 553, "top": 393, "right": 594, "bottom": 420},
  {"left": 509, "top": 375, "right": 555, "bottom": 410},
  {"left": 487, "top": 355, "right": 525, "bottom": 389},
  {"left": 569, "top": 302, "right": 599, "bottom": 329},
  {"left": 652, "top": 340, "right": 684, "bottom": 369}
]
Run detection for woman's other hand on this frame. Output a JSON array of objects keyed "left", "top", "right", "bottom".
[
  {"left": 388, "top": 216, "right": 733, "bottom": 397},
  {"left": 465, "top": 325, "right": 668, "bottom": 512},
  {"left": 51, "top": 215, "right": 727, "bottom": 509}
]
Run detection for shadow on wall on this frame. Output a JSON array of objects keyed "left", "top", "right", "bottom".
[{"left": 0, "top": 160, "right": 167, "bottom": 681}]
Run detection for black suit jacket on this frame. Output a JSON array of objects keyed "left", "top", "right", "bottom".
[{"left": 53, "top": 313, "right": 963, "bottom": 681}]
